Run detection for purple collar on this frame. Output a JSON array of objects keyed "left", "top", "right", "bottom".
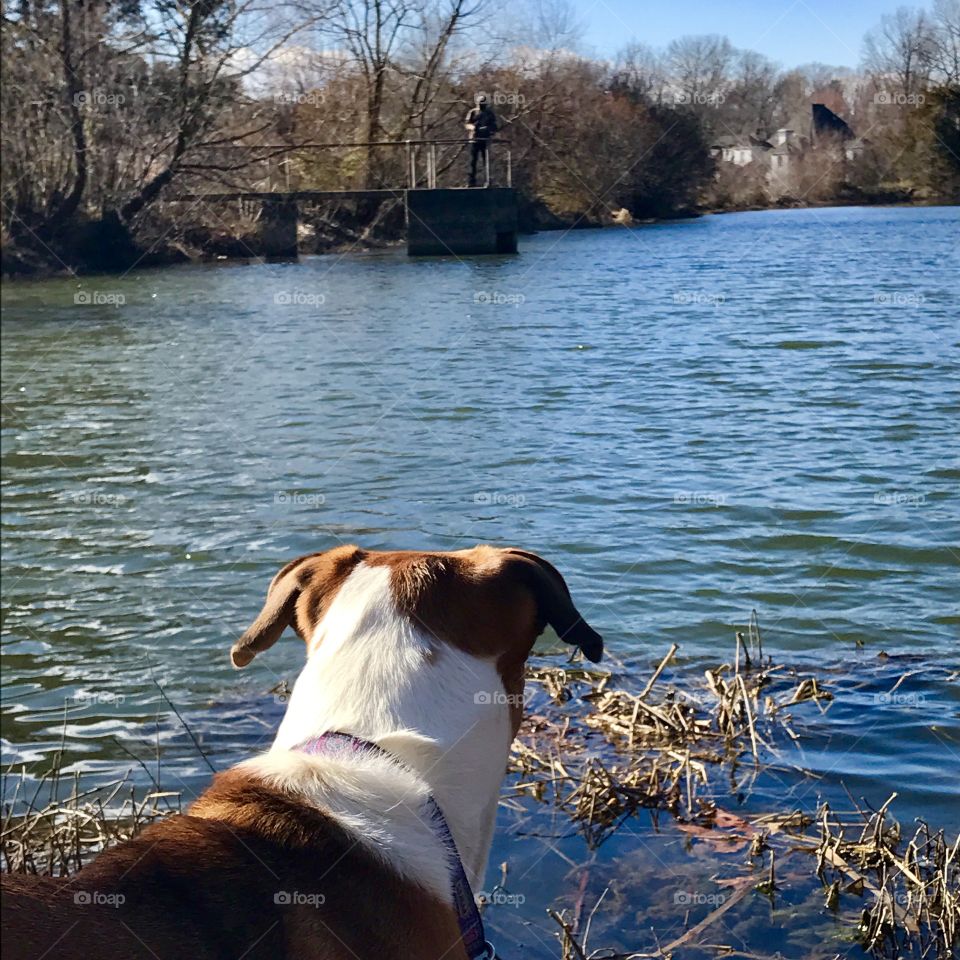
[{"left": 295, "top": 732, "right": 496, "bottom": 960}]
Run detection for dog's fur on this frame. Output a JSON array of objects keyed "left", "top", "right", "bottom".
[{"left": 2, "top": 545, "right": 602, "bottom": 960}]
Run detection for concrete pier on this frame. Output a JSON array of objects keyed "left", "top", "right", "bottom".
[
  {"left": 260, "top": 199, "right": 299, "bottom": 260},
  {"left": 405, "top": 188, "right": 518, "bottom": 256},
  {"left": 175, "top": 186, "right": 520, "bottom": 259}
]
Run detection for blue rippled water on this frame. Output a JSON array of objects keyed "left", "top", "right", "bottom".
[{"left": 2, "top": 205, "right": 958, "bottom": 842}]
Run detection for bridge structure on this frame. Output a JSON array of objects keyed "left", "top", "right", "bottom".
[{"left": 168, "top": 139, "right": 519, "bottom": 258}]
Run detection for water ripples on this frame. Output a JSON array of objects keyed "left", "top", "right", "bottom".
[{"left": 1, "top": 205, "right": 958, "bottom": 817}]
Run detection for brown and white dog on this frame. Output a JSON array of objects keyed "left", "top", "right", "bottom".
[{"left": 2, "top": 544, "right": 602, "bottom": 960}]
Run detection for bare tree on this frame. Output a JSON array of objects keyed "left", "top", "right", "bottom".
[
  {"left": 613, "top": 42, "right": 668, "bottom": 105},
  {"left": 123, "top": 0, "right": 328, "bottom": 218},
  {"left": 794, "top": 61, "right": 854, "bottom": 90},
  {"left": 722, "top": 50, "right": 780, "bottom": 136},
  {"left": 505, "top": 0, "right": 583, "bottom": 52},
  {"left": 862, "top": 5, "right": 933, "bottom": 97},
  {"left": 923, "top": 0, "right": 960, "bottom": 83},
  {"left": 2, "top": 0, "right": 324, "bottom": 245},
  {"left": 665, "top": 33, "right": 735, "bottom": 129},
  {"left": 305, "top": 0, "right": 489, "bottom": 183}
]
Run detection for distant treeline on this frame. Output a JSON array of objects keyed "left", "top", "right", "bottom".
[{"left": 2, "top": 0, "right": 958, "bottom": 273}]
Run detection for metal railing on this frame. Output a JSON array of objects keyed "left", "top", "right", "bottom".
[
  {"left": 278, "top": 138, "right": 511, "bottom": 189},
  {"left": 187, "top": 138, "right": 512, "bottom": 193},
  {"left": 393, "top": 138, "right": 512, "bottom": 189}
]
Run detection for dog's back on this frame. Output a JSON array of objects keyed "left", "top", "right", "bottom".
[
  {"left": 2, "top": 815, "right": 276, "bottom": 960},
  {"left": 2, "top": 770, "right": 465, "bottom": 960}
]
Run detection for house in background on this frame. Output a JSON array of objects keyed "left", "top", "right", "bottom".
[
  {"left": 809, "top": 98, "right": 869, "bottom": 162},
  {"left": 711, "top": 91, "right": 867, "bottom": 192},
  {"left": 768, "top": 128, "right": 806, "bottom": 185},
  {"left": 709, "top": 131, "right": 773, "bottom": 166},
  {"left": 843, "top": 137, "right": 870, "bottom": 162},
  {"left": 809, "top": 84, "right": 853, "bottom": 123}
]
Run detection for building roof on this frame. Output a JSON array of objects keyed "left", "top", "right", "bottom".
[
  {"left": 809, "top": 85, "right": 851, "bottom": 119},
  {"left": 812, "top": 103, "right": 854, "bottom": 139},
  {"left": 710, "top": 133, "right": 772, "bottom": 152}
]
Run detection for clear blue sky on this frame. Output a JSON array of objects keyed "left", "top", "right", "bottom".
[{"left": 573, "top": 0, "right": 911, "bottom": 68}]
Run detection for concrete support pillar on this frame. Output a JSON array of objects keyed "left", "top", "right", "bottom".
[
  {"left": 260, "top": 199, "right": 299, "bottom": 260},
  {"left": 406, "top": 188, "right": 518, "bottom": 256}
]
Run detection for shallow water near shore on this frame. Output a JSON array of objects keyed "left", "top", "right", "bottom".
[{"left": 2, "top": 205, "right": 959, "bottom": 952}]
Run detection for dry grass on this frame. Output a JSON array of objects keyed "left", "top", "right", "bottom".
[
  {"left": 507, "top": 618, "right": 958, "bottom": 959},
  {"left": 770, "top": 798, "right": 960, "bottom": 957},
  {"left": 1, "top": 761, "right": 180, "bottom": 876},
  {"left": 510, "top": 617, "right": 833, "bottom": 845}
]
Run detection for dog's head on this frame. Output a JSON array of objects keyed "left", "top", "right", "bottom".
[{"left": 230, "top": 545, "right": 602, "bottom": 732}]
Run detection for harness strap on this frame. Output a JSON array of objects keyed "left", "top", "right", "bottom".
[{"left": 295, "top": 732, "right": 495, "bottom": 960}]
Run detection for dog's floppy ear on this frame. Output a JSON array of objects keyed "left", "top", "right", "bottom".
[
  {"left": 230, "top": 546, "right": 363, "bottom": 668},
  {"left": 230, "top": 563, "right": 303, "bottom": 668},
  {"left": 501, "top": 548, "right": 603, "bottom": 663}
]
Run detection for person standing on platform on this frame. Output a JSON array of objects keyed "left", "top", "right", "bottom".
[{"left": 465, "top": 93, "right": 498, "bottom": 187}]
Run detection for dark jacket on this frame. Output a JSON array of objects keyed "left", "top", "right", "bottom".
[{"left": 465, "top": 105, "right": 498, "bottom": 140}]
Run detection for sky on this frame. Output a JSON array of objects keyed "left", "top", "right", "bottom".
[{"left": 571, "top": 0, "right": 912, "bottom": 68}]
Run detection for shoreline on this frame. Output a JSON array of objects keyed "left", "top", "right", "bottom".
[{"left": 3, "top": 197, "right": 956, "bottom": 282}]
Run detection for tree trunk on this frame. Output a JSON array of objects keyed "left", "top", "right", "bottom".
[{"left": 47, "top": 0, "right": 87, "bottom": 230}]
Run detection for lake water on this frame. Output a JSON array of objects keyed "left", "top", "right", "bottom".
[{"left": 2, "top": 205, "right": 959, "bottom": 953}]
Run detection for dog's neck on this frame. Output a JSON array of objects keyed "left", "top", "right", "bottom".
[{"left": 269, "top": 563, "right": 514, "bottom": 891}]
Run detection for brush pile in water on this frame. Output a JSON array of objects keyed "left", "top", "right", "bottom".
[
  {"left": 768, "top": 797, "right": 959, "bottom": 958},
  {"left": 509, "top": 616, "right": 957, "bottom": 959},
  {"left": 510, "top": 616, "right": 832, "bottom": 844}
]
